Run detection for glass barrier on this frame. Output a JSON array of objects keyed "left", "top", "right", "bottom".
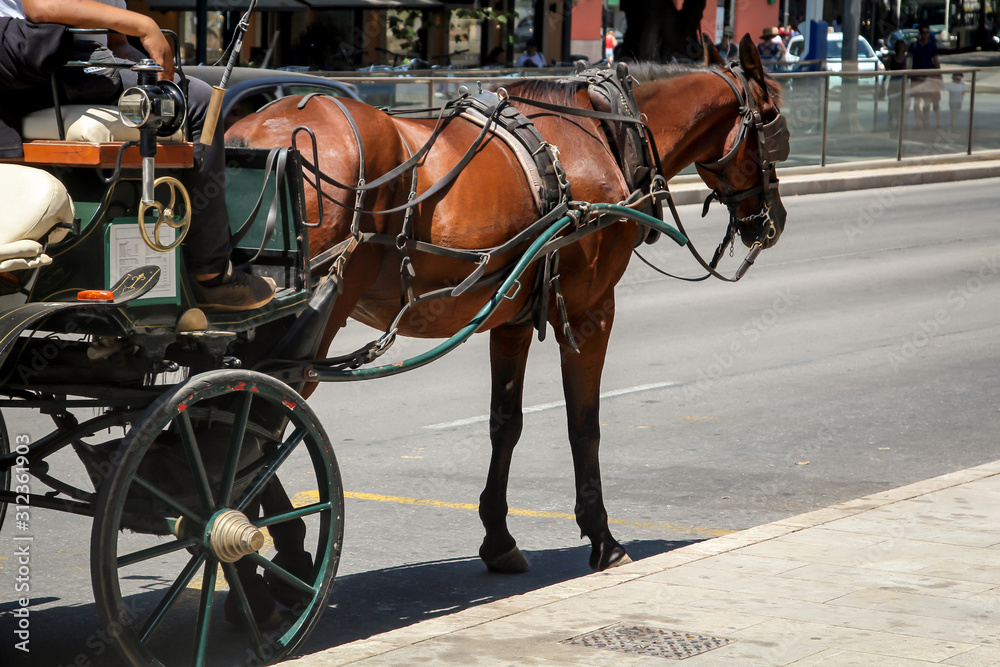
[
  {"left": 971, "top": 71, "right": 1000, "bottom": 154},
  {"left": 824, "top": 71, "right": 900, "bottom": 164},
  {"left": 773, "top": 73, "right": 826, "bottom": 167},
  {"left": 897, "top": 70, "right": 966, "bottom": 159}
]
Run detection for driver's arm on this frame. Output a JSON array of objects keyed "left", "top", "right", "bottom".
[{"left": 21, "top": 0, "right": 174, "bottom": 79}]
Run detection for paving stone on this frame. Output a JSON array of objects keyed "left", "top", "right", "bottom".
[
  {"left": 644, "top": 564, "right": 860, "bottom": 603},
  {"left": 730, "top": 618, "right": 975, "bottom": 662},
  {"left": 787, "top": 648, "right": 941, "bottom": 665},
  {"left": 943, "top": 645, "right": 1000, "bottom": 666},
  {"left": 830, "top": 588, "right": 1000, "bottom": 625},
  {"left": 776, "top": 563, "right": 995, "bottom": 599}
]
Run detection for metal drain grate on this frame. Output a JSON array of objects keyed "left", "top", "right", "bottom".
[{"left": 564, "top": 625, "right": 735, "bottom": 660}]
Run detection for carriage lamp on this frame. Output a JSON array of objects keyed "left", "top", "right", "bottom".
[
  {"left": 118, "top": 60, "right": 186, "bottom": 136},
  {"left": 118, "top": 60, "right": 186, "bottom": 206},
  {"left": 118, "top": 60, "right": 192, "bottom": 252}
]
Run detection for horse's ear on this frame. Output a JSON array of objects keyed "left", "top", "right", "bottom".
[
  {"left": 703, "top": 33, "right": 724, "bottom": 66},
  {"left": 738, "top": 34, "right": 770, "bottom": 100}
]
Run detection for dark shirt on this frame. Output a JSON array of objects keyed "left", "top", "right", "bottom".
[
  {"left": 909, "top": 39, "right": 938, "bottom": 70},
  {"left": 0, "top": 18, "right": 73, "bottom": 158},
  {"left": 757, "top": 40, "right": 783, "bottom": 61}
]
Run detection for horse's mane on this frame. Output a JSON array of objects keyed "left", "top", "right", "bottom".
[
  {"left": 493, "top": 78, "right": 588, "bottom": 107},
  {"left": 628, "top": 61, "right": 783, "bottom": 107}
]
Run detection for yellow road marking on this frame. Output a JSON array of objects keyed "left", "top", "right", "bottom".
[{"left": 341, "top": 491, "right": 734, "bottom": 538}]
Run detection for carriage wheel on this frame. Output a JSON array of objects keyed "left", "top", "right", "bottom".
[{"left": 91, "top": 370, "right": 343, "bottom": 667}]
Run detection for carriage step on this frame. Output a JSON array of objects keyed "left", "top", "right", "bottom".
[{"left": 0, "top": 265, "right": 160, "bottom": 369}]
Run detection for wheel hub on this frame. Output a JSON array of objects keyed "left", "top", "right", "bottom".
[{"left": 207, "top": 509, "right": 265, "bottom": 562}]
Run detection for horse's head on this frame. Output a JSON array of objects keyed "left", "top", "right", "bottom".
[{"left": 694, "top": 35, "right": 789, "bottom": 251}]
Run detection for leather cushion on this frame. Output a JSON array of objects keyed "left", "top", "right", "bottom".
[
  {"left": 0, "top": 164, "right": 73, "bottom": 246},
  {"left": 21, "top": 105, "right": 182, "bottom": 143}
]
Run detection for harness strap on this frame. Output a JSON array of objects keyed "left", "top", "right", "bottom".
[
  {"left": 309, "top": 202, "right": 569, "bottom": 272},
  {"left": 297, "top": 91, "right": 462, "bottom": 193},
  {"left": 396, "top": 133, "right": 419, "bottom": 307},
  {"left": 299, "top": 94, "right": 507, "bottom": 217},
  {"left": 506, "top": 94, "right": 647, "bottom": 126}
]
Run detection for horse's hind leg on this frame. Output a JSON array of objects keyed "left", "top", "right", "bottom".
[
  {"left": 557, "top": 300, "right": 631, "bottom": 571},
  {"left": 479, "top": 324, "right": 533, "bottom": 573}
]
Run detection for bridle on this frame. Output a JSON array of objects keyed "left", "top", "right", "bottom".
[{"left": 681, "top": 63, "right": 790, "bottom": 281}]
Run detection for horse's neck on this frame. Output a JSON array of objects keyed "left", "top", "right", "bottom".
[{"left": 633, "top": 74, "right": 737, "bottom": 179}]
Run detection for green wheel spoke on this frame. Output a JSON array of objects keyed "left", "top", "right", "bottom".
[
  {"left": 192, "top": 557, "right": 219, "bottom": 667},
  {"left": 221, "top": 393, "right": 254, "bottom": 506},
  {"left": 247, "top": 551, "right": 316, "bottom": 596},
  {"left": 221, "top": 561, "right": 265, "bottom": 654},
  {"left": 134, "top": 474, "right": 204, "bottom": 524},
  {"left": 138, "top": 553, "right": 206, "bottom": 643},
  {"left": 178, "top": 410, "right": 215, "bottom": 510},
  {"left": 118, "top": 537, "right": 200, "bottom": 569},
  {"left": 256, "top": 501, "right": 332, "bottom": 528},
  {"left": 235, "top": 428, "right": 306, "bottom": 513}
]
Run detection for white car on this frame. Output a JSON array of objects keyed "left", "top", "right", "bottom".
[
  {"left": 785, "top": 33, "right": 884, "bottom": 94},
  {"left": 785, "top": 32, "right": 885, "bottom": 73}
]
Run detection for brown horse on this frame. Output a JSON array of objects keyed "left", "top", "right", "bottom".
[{"left": 228, "top": 37, "right": 786, "bottom": 574}]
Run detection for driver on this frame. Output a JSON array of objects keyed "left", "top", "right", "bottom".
[{"left": 0, "top": 0, "right": 275, "bottom": 311}]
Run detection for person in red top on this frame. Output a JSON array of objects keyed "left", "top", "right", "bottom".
[{"left": 605, "top": 29, "right": 618, "bottom": 63}]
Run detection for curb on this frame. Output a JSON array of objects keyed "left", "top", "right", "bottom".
[
  {"left": 285, "top": 459, "right": 1000, "bottom": 666},
  {"left": 667, "top": 157, "right": 1000, "bottom": 205}
]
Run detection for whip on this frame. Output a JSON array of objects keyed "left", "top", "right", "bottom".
[{"left": 201, "top": 0, "right": 258, "bottom": 145}]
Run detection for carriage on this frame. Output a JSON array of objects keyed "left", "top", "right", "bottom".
[{"left": 0, "top": 23, "right": 788, "bottom": 667}]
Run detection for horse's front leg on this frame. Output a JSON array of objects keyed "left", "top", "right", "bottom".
[
  {"left": 479, "top": 324, "right": 534, "bottom": 573},
  {"left": 557, "top": 295, "right": 631, "bottom": 571}
]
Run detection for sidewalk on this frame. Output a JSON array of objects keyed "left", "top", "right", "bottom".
[
  {"left": 668, "top": 155, "right": 1000, "bottom": 206},
  {"left": 288, "top": 460, "right": 1000, "bottom": 666}
]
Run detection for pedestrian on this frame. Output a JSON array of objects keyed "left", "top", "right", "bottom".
[
  {"left": 0, "top": 0, "right": 276, "bottom": 310},
  {"left": 515, "top": 37, "right": 547, "bottom": 68},
  {"left": 485, "top": 46, "right": 506, "bottom": 68},
  {"left": 604, "top": 29, "right": 618, "bottom": 63},
  {"left": 883, "top": 37, "right": 909, "bottom": 131},
  {"left": 908, "top": 23, "right": 942, "bottom": 129},
  {"left": 757, "top": 27, "right": 786, "bottom": 62},
  {"left": 944, "top": 72, "right": 967, "bottom": 131}
]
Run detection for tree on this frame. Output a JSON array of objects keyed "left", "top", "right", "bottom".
[{"left": 619, "top": 0, "right": 707, "bottom": 62}]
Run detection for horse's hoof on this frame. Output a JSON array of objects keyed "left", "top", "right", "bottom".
[
  {"left": 225, "top": 572, "right": 282, "bottom": 630},
  {"left": 607, "top": 552, "right": 633, "bottom": 568},
  {"left": 590, "top": 543, "right": 630, "bottom": 571},
  {"left": 482, "top": 546, "right": 530, "bottom": 573},
  {"left": 264, "top": 551, "right": 315, "bottom": 609}
]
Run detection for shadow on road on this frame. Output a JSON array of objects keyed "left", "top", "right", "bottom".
[
  {"left": 0, "top": 539, "right": 695, "bottom": 666},
  {"left": 300, "top": 538, "right": 695, "bottom": 653}
]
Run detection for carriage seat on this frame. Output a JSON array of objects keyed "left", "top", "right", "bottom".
[
  {"left": 20, "top": 105, "right": 183, "bottom": 143},
  {"left": 0, "top": 164, "right": 74, "bottom": 271}
]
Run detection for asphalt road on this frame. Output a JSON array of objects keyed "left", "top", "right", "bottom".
[{"left": 2, "top": 179, "right": 1000, "bottom": 666}]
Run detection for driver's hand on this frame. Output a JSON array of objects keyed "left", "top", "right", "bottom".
[{"left": 140, "top": 19, "right": 175, "bottom": 80}]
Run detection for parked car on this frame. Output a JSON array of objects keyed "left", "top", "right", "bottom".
[
  {"left": 785, "top": 32, "right": 885, "bottom": 71},
  {"left": 184, "top": 66, "right": 361, "bottom": 131},
  {"left": 785, "top": 33, "right": 885, "bottom": 94}
]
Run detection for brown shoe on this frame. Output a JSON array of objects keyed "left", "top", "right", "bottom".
[{"left": 192, "top": 262, "right": 276, "bottom": 311}]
